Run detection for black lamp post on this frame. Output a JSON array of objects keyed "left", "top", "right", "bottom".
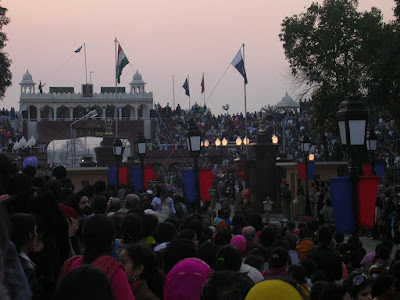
[
  {"left": 300, "top": 134, "right": 311, "bottom": 216},
  {"left": 336, "top": 96, "right": 368, "bottom": 232},
  {"left": 136, "top": 133, "right": 147, "bottom": 187},
  {"left": 187, "top": 122, "right": 202, "bottom": 209},
  {"left": 113, "top": 138, "right": 123, "bottom": 194},
  {"left": 366, "top": 129, "right": 377, "bottom": 175}
]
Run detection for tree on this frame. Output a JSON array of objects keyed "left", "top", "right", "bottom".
[
  {"left": 279, "top": 0, "right": 385, "bottom": 159},
  {"left": 0, "top": 4, "right": 11, "bottom": 99}
]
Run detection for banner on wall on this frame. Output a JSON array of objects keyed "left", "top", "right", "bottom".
[
  {"left": 329, "top": 176, "right": 356, "bottom": 234},
  {"left": 143, "top": 166, "right": 154, "bottom": 190},
  {"left": 119, "top": 166, "right": 128, "bottom": 185},
  {"left": 108, "top": 166, "right": 117, "bottom": 186},
  {"left": 182, "top": 168, "right": 196, "bottom": 203},
  {"left": 375, "top": 162, "right": 385, "bottom": 180},
  {"left": 132, "top": 166, "right": 143, "bottom": 191},
  {"left": 358, "top": 176, "right": 379, "bottom": 228},
  {"left": 199, "top": 168, "right": 213, "bottom": 202},
  {"left": 298, "top": 162, "right": 315, "bottom": 180},
  {"left": 362, "top": 163, "right": 373, "bottom": 176}
]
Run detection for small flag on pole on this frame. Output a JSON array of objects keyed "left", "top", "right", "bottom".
[
  {"left": 231, "top": 49, "right": 248, "bottom": 84},
  {"left": 183, "top": 78, "right": 190, "bottom": 97},
  {"left": 201, "top": 73, "right": 205, "bottom": 94},
  {"left": 116, "top": 44, "right": 129, "bottom": 84},
  {"left": 74, "top": 45, "right": 83, "bottom": 53}
]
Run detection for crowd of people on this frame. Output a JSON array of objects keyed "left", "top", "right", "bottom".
[
  {"left": 2, "top": 154, "right": 400, "bottom": 300},
  {"left": 0, "top": 102, "right": 399, "bottom": 168},
  {"left": 152, "top": 101, "right": 400, "bottom": 167}
]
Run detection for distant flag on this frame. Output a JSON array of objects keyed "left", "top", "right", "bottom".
[
  {"left": 74, "top": 45, "right": 83, "bottom": 53},
  {"left": 183, "top": 78, "right": 190, "bottom": 97},
  {"left": 201, "top": 73, "right": 205, "bottom": 94},
  {"left": 116, "top": 44, "right": 129, "bottom": 84},
  {"left": 231, "top": 49, "right": 248, "bottom": 84}
]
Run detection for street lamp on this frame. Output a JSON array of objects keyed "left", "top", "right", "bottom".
[
  {"left": 187, "top": 122, "right": 202, "bottom": 209},
  {"left": 113, "top": 137, "right": 124, "bottom": 194},
  {"left": 136, "top": 133, "right": 147, "bottom": 186},
  {"left": 366, "top": 129, "right": 377, "bottom": 175},
  {"left": 70, "top": 109, "right": 98, "bottom": 167},
  {"left": 202, "top": 139, "right": 210, "bottom": 164},
  {"left": 300, "top": 135, "right": 311, "bottom": 216},
  {"left": 271, "top": 134, "right": 278, "bottom": 144},
  {"left": 13, "top": 136, "right": 36, "bottom": 170},
  {"left": 215, "top": 138, "right": 221, "bottom": 148},
  {"left": 336, "top": 95, "right": 368, "bottom": 232}
]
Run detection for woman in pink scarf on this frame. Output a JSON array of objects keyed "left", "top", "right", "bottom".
[{"left": 163, "top": 258, "right": 212, "bottom": 300}]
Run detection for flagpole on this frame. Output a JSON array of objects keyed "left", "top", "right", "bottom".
[
  {"left": 172, "top": 75, "right": 175, "bottom": 110},
  {"left": 203, "top": 73, "right": 206, "bottom": 107},
  {"left": 188, "top": 75, "right": 191, "bottom": 110},
  {"left": 243, "top": 43, "right": 249, "bottom": 159},
  {"left": 84, "top": 43, "right": 88, "bottom": 84},
  {"left": 115, "top": 38, "right": 118, "bottom": 138}
]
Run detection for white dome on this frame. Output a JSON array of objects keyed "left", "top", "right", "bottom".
[
  {"left": 276, "top": 92, "right": 298, "bottom": 109},
  {"left": 131, "top": 70, "right": 145, "bottom": 86},
  {"left": 133, "top": 70, "right": 142, "bottom": 81},
  {"left": 21, "top": 70, "right": 34, "bottom": 84}
]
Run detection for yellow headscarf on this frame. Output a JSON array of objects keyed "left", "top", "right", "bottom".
[{"left": 245, "top": 280, "right": 303, "bottom": 300}]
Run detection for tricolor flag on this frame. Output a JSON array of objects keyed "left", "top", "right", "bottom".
[
  {"left": 183, "top": 78, "right": 190, "bottom": 97},
  {"left": 116, "top": 44, "right": 129, "bottom": 84},
  {"left": 201, "top": 73, "right": 205, "bottom": 94},
  {"left": 74, "top": 45, "right": 83, "bottom": 53},
  {"left": 231, "top": 49, "right": 248, "bottom": 84}
]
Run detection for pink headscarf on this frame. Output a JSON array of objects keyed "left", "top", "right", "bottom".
[
  {"left": 230, "top": 235, "right": 247, "bottom": 256},
  {"left": 163, "top": 258, "right": 212, "bottom": 300}
]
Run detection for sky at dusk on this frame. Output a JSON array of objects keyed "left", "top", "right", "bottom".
[{"left": 1, "top": 0, "right": 396, "bottom": 116}]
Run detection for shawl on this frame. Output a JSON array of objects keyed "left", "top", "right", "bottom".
[{"left": 163, "top": 258, "right": 212, "bottom": 300}]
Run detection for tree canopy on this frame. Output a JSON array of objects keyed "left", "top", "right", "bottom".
[
  {"left": 280, "top": 0, "right": 400, "bottom": 158},
  {"left": 0, "top": 4, "right": 11, "bottom": 100}
]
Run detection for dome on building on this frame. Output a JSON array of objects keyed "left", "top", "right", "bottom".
[
  {"left": 131, "top": 70, "right": 145, "bottom": 86},
  {"left": 21, "top": 70, "right": 34, "bottom": 84},
  {"left": 276, "top": 92, "right": 298, "bottom": 109},
  {"left": 133, "top": 70, "right": 143, "bottom": 81}
]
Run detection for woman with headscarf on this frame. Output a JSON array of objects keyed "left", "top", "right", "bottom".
[
  {"left": 245, "top": 279, "right": 303, "bottom": 300},
  {"left": 163, "top": 258, "right": 212, "bottom": 300}
]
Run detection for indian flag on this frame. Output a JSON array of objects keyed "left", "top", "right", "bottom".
[{"left": 116, "top": 44, "right": 129, "bottom": 83}]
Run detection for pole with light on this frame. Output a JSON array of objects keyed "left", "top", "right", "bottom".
[
  {"left": 336, "top": 96, "right": 368, "bottom": 232},
  {"left": 136, "top": 133, "right": 147, "bottom": 186},
  {"left": 300, "top": 135, "right": 311, "bottom": 215},
  {"left": 70, "top": 109, "right": 97, "bottom": 167},
  {"left": 202, "top": 139, "right": 209, "bottom": 165},
  {"left": 366, "top": 129, "right": 377, "bottom": 175},
  {"left": 187, "top": 122, "right": 202, "bottom": 208},
  {"left": 113, "top": 137, "right": 123, "bottom": 194}
]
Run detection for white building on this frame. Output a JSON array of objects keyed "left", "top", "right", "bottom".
[{"left": 19, "top": 70, "right": 153, "bottom": 121}]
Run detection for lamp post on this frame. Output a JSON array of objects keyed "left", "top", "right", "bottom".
[
  {"left": 336, "top": 96, "right": 368, "bottom": 232},
  {"left": 300, "top": 135, "right": 311, "bottom": 216},
  {"left": 70, "top": 109, "right": 97, "bottom": 167},
  {"left": 187, "top": 122, "right": 202, "bottom": 209},
  {"left": 136, "top": 133, "right": 147, "bottom": 186},
  {"left": 113, "top": 138, "right": 123, "bottom": 194},
  {"left": 366, "top": 129, "right": 377, "bottom": 175},
  {"left": 13, "top": 136, "right": 36, "bottom": 170},
  {"left": 202, "top": 139, "right": 209, "bottom": 165}
]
